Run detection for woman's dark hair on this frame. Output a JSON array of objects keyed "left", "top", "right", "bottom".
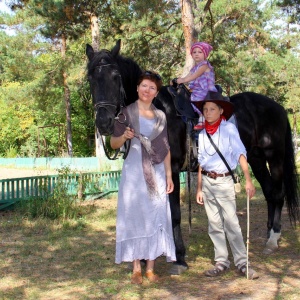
[{"left": 137, "top": 70, "right": 163, "bottom": 91}]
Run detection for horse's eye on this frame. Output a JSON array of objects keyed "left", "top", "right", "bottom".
[{"left": 100, "top": 58, "right": 106, "bottom": 64}]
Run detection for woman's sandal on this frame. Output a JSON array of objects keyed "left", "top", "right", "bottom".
[
  {"left": 131, "top": 271, "right": 143, "bottom": 284},
  {"left": 145, "top": 270, "right": 160, "bottom": 283}
]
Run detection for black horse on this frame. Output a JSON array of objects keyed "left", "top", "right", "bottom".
[{"left": 86, "top": 40, "right": 299, "bottom": 274}]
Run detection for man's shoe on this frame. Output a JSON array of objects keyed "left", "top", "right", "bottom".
[
  {"left": 205, "top": 263, "right": 229, "bottom": 277},
  {"left": 236, "top": 265, "right": 259, "bottom": 280}
]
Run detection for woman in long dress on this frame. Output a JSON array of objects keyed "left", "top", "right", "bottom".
[{"left": 110, "top": 71, "right": 176, "bottom": 284}]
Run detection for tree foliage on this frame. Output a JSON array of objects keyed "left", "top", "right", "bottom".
[
  {"left": 0, "top": 0, "right": 299, "bottom": 158},
  {"left": 275, "top": 0, "right": 300, "bottom": 23}
]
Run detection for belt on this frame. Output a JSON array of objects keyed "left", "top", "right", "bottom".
[{"left": 201, "top": 170, "right": 231, "bottom": 179}]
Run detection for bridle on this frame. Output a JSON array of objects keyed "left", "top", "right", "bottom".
[{"left": 92, "top": 63, "right": 130, "bottom": 160}]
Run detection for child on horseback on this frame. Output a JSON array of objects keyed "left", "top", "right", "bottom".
[{"left": 176, "top": 42, "right": 218, "bottom": 130}]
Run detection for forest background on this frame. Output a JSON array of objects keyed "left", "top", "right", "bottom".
[{"left": 0, "top": 0, "right": 299, "bottom": 159}]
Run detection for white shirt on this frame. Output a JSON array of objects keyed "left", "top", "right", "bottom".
[{"left": 198, "top": 120, "right": 247, "bottom": 173}]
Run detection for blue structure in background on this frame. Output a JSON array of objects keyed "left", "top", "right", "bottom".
[{"left": 0, "top": 157, "right": 102, "bottom": 172}]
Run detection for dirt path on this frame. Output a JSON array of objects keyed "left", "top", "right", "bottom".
[{"left": 0, "top": 167, "right": 58, "bottom": 179}]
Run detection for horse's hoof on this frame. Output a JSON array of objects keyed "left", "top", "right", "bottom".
[
  {"left": 169, "top": 264, "right": 189, "bottom": 275},
  {"left": 263, "top": 230, "right": 280, "bottom": 254}
]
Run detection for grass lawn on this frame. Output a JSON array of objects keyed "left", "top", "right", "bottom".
[{"left": 0, "top": 183, "right": 299, "bottom": 300}]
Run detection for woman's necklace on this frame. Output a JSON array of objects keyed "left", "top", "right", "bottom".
[{"left": 203, "top": 127, "right": 221, "bottom": 156}]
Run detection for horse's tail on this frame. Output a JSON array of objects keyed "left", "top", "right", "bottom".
[{"left": 284, "top": 119, "right": 300, "bottom": 225}]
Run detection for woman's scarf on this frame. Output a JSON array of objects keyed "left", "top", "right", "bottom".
[
  {"left": 205, "top": 115, "right": 226, "bottom": 135},
  {"left": 114, "top": 101, "right": 170, "bottom": 198}
]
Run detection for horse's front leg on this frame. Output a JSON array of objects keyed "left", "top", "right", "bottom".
[{"left": 168, "top": 172, "right": 189, "bottom": 275}]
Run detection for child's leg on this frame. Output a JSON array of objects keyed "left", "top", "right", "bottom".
[
  {"left": 198, "top": 112, "right": 205, "bottom": 124},
  {"left": 191, "top": 100, "right": 205, "bottom": 130},
  {"left": 191, "top": 102, "right": 201, "bottom": 115},
  {"left": 193, "top": 111, "right": 205, "bottom": 130}
]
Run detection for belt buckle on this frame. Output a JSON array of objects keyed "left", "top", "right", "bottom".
[{"left": 209, "top": 171, "right": 217, "bottom": 179}]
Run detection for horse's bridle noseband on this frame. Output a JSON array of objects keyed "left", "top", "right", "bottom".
[
  {"left": 94, "top": 102, "right": 120, "bottom": 116},
  {"left": 94, "top": 101, "right": 127, "bottom": 125}
]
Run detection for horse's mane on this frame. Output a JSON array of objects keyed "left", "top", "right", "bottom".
[
  {"left": 116, "top": 55, "right": 142, "bottom": 83},
  {"left": 115, "top": 55, "right": 142, "bottom": 104}
]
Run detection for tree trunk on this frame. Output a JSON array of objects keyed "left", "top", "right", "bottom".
[
  {"left": 292, "top": 108, "right": 298, "bottom": 152},
  {"left": 90, "top": 13, "right": 105, "bottom": 157},
  {"left": 90, "top": 14, "right": 99, "bottom": 51},
  {"left": 180, "top": 0, "right": 214, "bottom": 75},
  {"left": 61, "top": 34, "right": 73, "bottom": 157},
  {"left": 180, "top": 0, "right": 197, "bottom": 76}
]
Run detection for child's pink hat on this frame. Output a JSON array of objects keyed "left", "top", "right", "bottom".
[{"left": 190, "top": 42, "right": 213, "bottom": 59}]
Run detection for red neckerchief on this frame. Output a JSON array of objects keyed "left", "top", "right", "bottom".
[{"left": 205, "top": 116, "right": 226, "bottom": 135}]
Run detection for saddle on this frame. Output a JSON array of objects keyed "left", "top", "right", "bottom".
[
  {"left": 167, "top": 83, "right": 198, "bottom": 120},
  {"left": 167, "top": 82, "right": 225, "bottom": 120},
  {"left": 166, "top": 81, "right": 198, "bottom": 172},
  {"left": 167, "top": 82, "right": 229, "bottom": 173}
]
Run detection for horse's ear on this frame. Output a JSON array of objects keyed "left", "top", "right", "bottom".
[
  {"left": 111, "top": 39, "right": 121, "bottom": 57},
  {"left": 86, "top": 44, "right": 94, "bottom": 60}
]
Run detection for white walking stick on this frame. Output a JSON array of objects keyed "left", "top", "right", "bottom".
[{"left": 246, "top": 190, "right": 250, "bottom": 279}]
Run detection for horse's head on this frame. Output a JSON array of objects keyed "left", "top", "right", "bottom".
[{"left": 86, "top": 40, "right": 125, "bottom": 136}]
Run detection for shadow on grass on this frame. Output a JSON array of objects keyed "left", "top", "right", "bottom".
[{"left": 0, "top": 189, "right": 299, "bottom": 300}]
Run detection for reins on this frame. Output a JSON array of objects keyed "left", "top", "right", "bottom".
[
  {"left": 171, "top": 79, "right": 198, "bottom": 234},
  {"left": 186, "top": 120, "right": 193, "bottom": 234}
]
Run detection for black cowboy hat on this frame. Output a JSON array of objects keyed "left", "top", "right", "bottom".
[{"left": 196, "top": 91, "right": 234, "bottom": 120}]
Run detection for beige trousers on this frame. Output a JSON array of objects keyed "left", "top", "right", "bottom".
[{"left": 202, "top": 175, "right": 247, "bottom": 268}]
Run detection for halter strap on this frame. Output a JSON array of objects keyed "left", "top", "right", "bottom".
[{"left": 93, "top": 63, "right": 129, "bottom": 160}]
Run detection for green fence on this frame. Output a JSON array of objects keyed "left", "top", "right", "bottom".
[
  {"left": 0, "top": 171, "right": 121, "bottom": 210},
  {"left": 0, "top": 171, "right": 187, "bottom": 210}
]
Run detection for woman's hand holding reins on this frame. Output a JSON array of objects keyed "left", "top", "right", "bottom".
[
  {"left": 123, "top": 126, "right": 135, "bottom": 140},
  {"left": 110, "top": 126, "right": 135, "bottom": 149}
]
